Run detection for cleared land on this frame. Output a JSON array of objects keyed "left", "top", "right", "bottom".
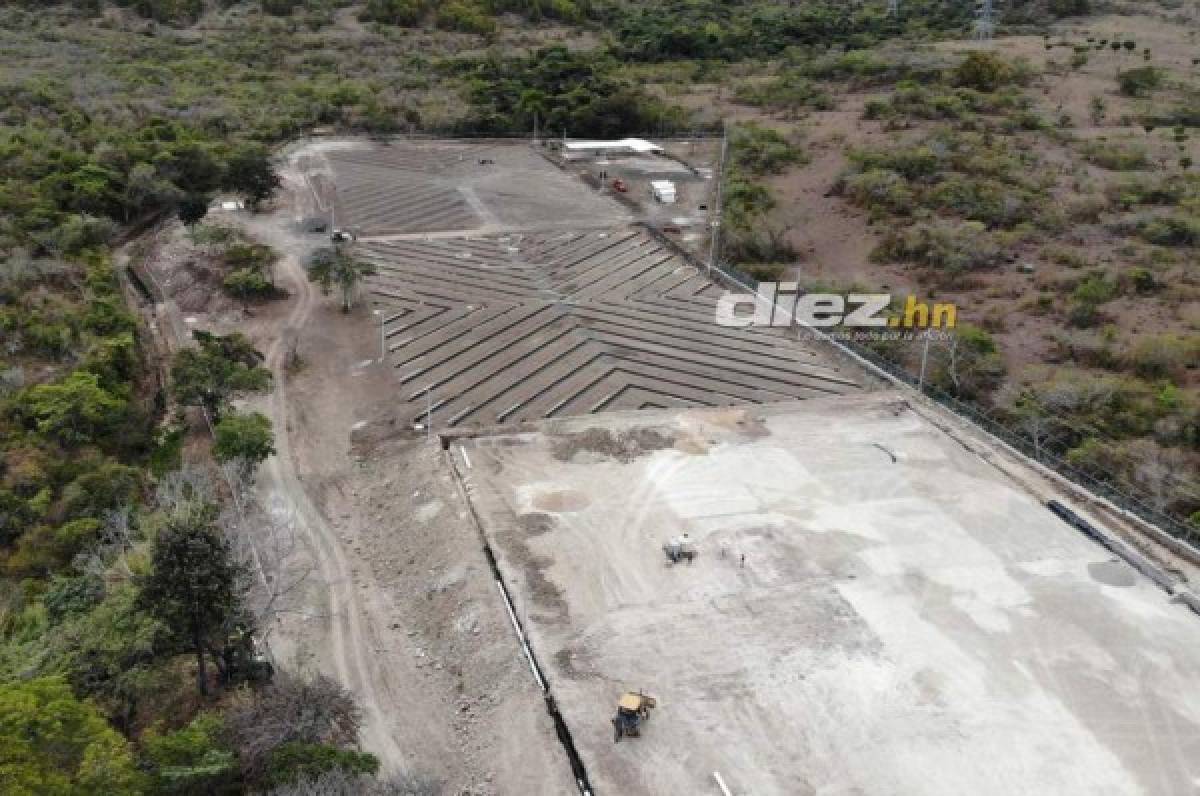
[
  {"left": 298, "top": 139, "right": 873, "bottom": 429},
  {"left": 454, "top": 393, "right": 1200, "bottom": 795},
  {"left": 309, "top": 139, "right": 633, "bottom": 236}
]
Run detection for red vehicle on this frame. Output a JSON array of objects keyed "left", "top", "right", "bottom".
[{"left": 611, "top": 178, "right": 628, "bottom": 193}]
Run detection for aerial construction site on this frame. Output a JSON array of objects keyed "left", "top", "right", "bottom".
[{"left": 146, "top": 135, "right": 1200, "bottom": 795}]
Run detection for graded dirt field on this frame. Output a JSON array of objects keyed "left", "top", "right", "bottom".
[
  {"left": 302, "top": 138, "right": 633, "bottom": 236},
  {"left": 452, "top": 393, "right": 1200, "bottom": 795},
  {"left": 291, "top": 138, "right": 877, "bottom": 430}
]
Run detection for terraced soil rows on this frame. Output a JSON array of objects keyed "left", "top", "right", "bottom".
[
  {"left": 326, "top": 146, "right": 485, "bottom": 234},
  {"left": 360, "top": 228, "right": 865, "bottom": 428}
]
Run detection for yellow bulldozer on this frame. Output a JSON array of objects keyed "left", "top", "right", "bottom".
[{"left": 612, "top": 691, "right": 657, "bottom": 742}]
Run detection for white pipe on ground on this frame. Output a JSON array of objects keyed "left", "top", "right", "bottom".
[{"left": 497, "top": 579, "right": 546, "bottom": 692}]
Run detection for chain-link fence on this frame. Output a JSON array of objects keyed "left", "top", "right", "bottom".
[{"left": 699, "top": 256, "right": 1199, "bottom": 548}]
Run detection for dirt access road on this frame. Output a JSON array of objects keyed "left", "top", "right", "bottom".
[{"left": 209, "top": 147, "right": 572, "bottom": 792}]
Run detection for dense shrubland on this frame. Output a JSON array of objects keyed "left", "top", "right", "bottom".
[
  {"left": 794, "top": 48, "right": 1198, "bottom": 525},
  {"left": 721, "top": 124, "right": 806, "bottom": 273},
  {"left": 453, "top": 45, "right": 692, "bottom": 137},
  {"left": 0, "top": 6, "right": 438, "bottom": 791}
]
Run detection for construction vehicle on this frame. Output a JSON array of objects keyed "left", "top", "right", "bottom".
[
  {"left": 663, "top": 533, "right": 696, "bottom": 564},
  {"left": 612, "top": 691, "right": 656, "bottom": 742}
]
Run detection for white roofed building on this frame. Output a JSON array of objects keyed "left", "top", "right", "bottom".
[{"left": 562, "top": 137, "right": 664, "bottom": 157}]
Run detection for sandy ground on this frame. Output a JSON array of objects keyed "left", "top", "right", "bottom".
[
  {"left": 137, "top": 150, "right": 573, "bottom": 790},
  {"left": 455, "top": 394, "right": 1200, "bottom": 795}
]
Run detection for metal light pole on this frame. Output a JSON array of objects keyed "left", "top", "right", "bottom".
[
  {"left": 918, "top": 332, "right": 931, "bottom": 392},
  {"left": 373, "top": 309, "right": 385, "bottom": 363},
  {"left": 425, "top": 387, "right": 432, "bottom": 439},
  {"left": 709, "top": 122, "right": 729, "bottom": 276}
]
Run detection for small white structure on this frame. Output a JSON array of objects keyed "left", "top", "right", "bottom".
[
  {"left": 651, "top": 180, "right": 677, "bottom": 203},
  {"left": 563, "top": 137, "right": 663, "bottom": 159}
]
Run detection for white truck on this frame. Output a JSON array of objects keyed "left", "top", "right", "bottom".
[{"left": 650, "top": 180, "right": 677, "bottom": 203}]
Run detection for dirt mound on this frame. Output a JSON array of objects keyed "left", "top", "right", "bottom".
[{"left": 551, "top": 427, "right": 675, "bottom": 463}]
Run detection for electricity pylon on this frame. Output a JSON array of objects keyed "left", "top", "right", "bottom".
[{"left": 974, "top": 0, "right": 996, "bottom": 40}]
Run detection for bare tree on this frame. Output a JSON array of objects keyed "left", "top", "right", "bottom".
[
  {"left": 265, "top": 773, "right": 444, "bottom": 796},
  {"left": 155, "top": 466, "right": 216, "bottom": 513},
  {"left": 226, "top": 671, "right": 364, "bottom": 781},
  {"left": 264, "top": 769, "right": 441, "bottom": 796},
  {"left": 218, "top": 465, "right": 314, "bottom": 644},
  {"left": 75, "top": 506, "right": 139, "bottom": 581}
]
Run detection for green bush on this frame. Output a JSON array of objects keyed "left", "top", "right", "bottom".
[
  {"left": 1067, "top": 273, "right": 1117, "bottom": 328},
  {"left": 265, "top": 742, "right": 379, "bottom": 788},
  {"left": 802, "top": 49, "right": 942, "bottom": 86},
  {"left": 1015, "top": 368, "right": 1171, "bottom": 447},
  {"left": 141, "top": 713, "right": 237, "bottom": 795},
  {"left": 722, "top": 177, "right": 775, "bottom": 230},
  {"left": 1126, "top": 334, "right": 1199, "bottom": 378},
  {"left": 734, "top": 74, "right": 833, "bottom": 113},
  {"left": 927, "top": 175, "right": 1037, "bottom": 228},
  {"left": 1049, "top": 0, "right": 1091, "bottom": 16},
  {"left": 222, "top": 268, "right": 274, "bottom": 300},
  {"left": 953, "top": 51, "right": 1023, "bottom": 92},
  {"left": 436, "top": 1, "right": 496, "bottom": 34},
  {"left": 849, "top": 145, "right": 941, "bottom": 180},
  {"left": 729, "top": 124, "right": 805, "bottom": 175},
  {"left": 1127, "top": 267, "right": 1158, "bottom": 293},
  {"left": 1117, "top": 66, "right": 1162, "bottom": 98},
  {"left": 1137, "top": 215, "right": 1200, "bottom": 246},
  {"left": 261, "top": 0, "right": 304, "bottom": 16},
  {"left": 360, "top": 0, "right": 427, "bottom": 26},
  {"left": 873, "top": 220, "right": 1004, "bottom": 272},
  {"left": 1081, "top": 140, "right": 1151, "bottom": 170},
  {"left": 841, "top": 170, "right": 915, "bottom": 216},
  {"left": 1071, "top": 273, "right": 1118, "bottom": 305}
]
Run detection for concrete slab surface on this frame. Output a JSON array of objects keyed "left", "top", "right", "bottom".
[{"left": 455, "top": 394, "right": 1200, "bottom": 795}]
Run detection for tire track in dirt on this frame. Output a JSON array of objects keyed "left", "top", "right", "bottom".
[{"left": 256, "top": 217, "right": 407, "bottom": 771}]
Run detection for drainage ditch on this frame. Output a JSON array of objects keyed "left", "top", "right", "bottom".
[{"left": 443, "top": 445, "right": 596, "bottom": 795}]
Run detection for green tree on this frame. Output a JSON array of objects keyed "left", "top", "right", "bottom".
[
  {"left": 122, "top": 164, "right": 182, "bottom": 223},
  {"left": 141, "top": 713, "right": 237, "bottom": 795},
  {"left": 306, "top": 247, "right": 377, "bottom": 312},
  {"left": 0, "top": 676, "right": 145, "bottom": 794},
  {"left": 170, "top": 332, "right": 271, "bottom": 419},
  {"left": 177, "top": 195, "right": 210, "bottom": 228},
  {"left": 38, "top": 585, "right": 166, "bottom": 734},
  {"left": 213, "top": 412, "right": 276, "bottom": 474},
  {"left": 224, "top": 146, "right": 281, "bottom": 209},
  {"left": 137, "top": 503, "right": 243, "bottom": 697},
  {"left": 23, "top": 371, "right": 130, "bottom": 447}
]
